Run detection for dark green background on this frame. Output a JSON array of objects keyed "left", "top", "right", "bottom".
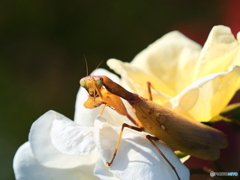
[{"left": 0, "top": 1, "right": 233, "bottom": 179}]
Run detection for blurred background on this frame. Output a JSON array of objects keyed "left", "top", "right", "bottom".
[{"left": 0, "top": 0, "right": 239, "bottom": 179}]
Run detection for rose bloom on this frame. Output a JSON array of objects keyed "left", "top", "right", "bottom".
[{"left": 13, "top": 25, "right": 240, "bottom": 180}]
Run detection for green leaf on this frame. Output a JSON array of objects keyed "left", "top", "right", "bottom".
[
  {"left": 174, "top": 150, "right": 189, "bottom": 159},
  {"left": 221, "top": 103, "right": 240, "bottom": 120},
  {"left": 210, "top": 103, "right": 240, "bottom": 125},
  {"left": 221, "top": 103, "right": 240, "bottom": 114}
]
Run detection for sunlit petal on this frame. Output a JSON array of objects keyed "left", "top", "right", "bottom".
[
  {"left": 13, "top": 142, "right": 99, "bottom": 180},
  {"left": 131, "top": 31, "right": 201, "bottom": 94},
  {"left": 94, "top": 116, "right": 190, "bottom": 180},
  {"left": 29, "top": 110, "right": 97, "bottom": 168},
  {"left": 168, "top": 66, "right": 240, "bottom": 121},
  {"left": 107, "top": 59, "right": 171, "bottom": 105},
  {"left": 94, "top": 158, "right": 119, "bottom": 180},
  {"left": 195, "top": 25, "right": 240, "bottom": 79},
  {"left": 51, "top": 116, "right": 97, "bottom": 155},
  {"left": 101, "top": 104, "right": 136, "bottom": 127}
]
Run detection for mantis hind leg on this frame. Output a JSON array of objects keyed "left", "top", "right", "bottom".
[
  {"left": 146, "top": 135, "right": 180, "bottom": 180},
  {"left": 107, "top": 124, "right": 180, "bottom": 180},
  {"left": 107, "top": 123, "right": 144, "bottom": 166},
  {"left": 146, "top": 81, "right": 156, "bottom": 101}
]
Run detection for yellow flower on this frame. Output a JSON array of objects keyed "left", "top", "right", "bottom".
[{"left": 107, "top": 25, "right": 240, "bottom": 122}]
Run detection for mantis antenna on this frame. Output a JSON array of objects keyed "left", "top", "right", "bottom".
[
  {"left": 83, "top": 55, "right": 89, "bottom": 76},
  {"left": 83, "top": 55, "right": 104, "bottom": 76}
]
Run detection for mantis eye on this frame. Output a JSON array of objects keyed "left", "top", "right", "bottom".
[
  {"left": 79, "top": 78, "right": 86, "bottom": 88},
  {"left": 95, "top": 77, "right": 103, "bottom": 87}
]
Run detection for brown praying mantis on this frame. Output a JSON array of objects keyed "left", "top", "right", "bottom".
[{"left": 80, "top": 74, "right": 228, "bottom": 180}]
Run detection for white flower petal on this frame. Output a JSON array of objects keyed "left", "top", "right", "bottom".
[
  {"left": 169, "top": 66, "right": 240, "bottom": 121},
  {"left": 94, "top": 158, "right": 119, "bottom": 180},
  {"left": 74, "top": 86, "right": 102, "bottom": 126},
  {"left": 94, "top": 116, "right": 190, "bottom": 180},
  {"left": 74, "top": 68, "right": 121, "bottom": 126},
  {"left": 13, "top": 142, "right": 99, "bottom": 180},
  {"left": 100, "top": 97, "right": 136, "bottom": 127},
  {"left": 51, "top": 116, "right": 97, "bottom": 155},
  {"left": 29, "top": 110, "right": 98, "bottom": 168}
]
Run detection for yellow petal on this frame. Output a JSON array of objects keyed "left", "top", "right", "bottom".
[
  {"left": 107, "top": 59, "right": 171, "bottom": 104},
  {"left": 195, "top": 25, "right": 240, "bottom": 80},
  {"left": 168, "top": 66, "right": 240, "bottom": 122},
  {"left": 131, "top": 31, "right": 202, "bottom": 94},
  {"left": 237, "top": 31, "right": 240, "bottom": 43}
]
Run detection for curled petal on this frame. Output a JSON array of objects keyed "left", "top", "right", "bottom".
[
  {"left": 51, "top": 116, "right": 97, "bottom": 155},
  {"left": 74, "top": 68, "right": 121, "bottom": 126},
  {"left": 94, "top": 116, "right": 190, "bottom": 180},
  {"left": 195, "top": 25, "right": 240, "bottom": 79},
  {"left": 29, "top": 110, "right": 98, "bottom": 168},
  {"left": 13, "top": 142, "right": 99, "bottom": 180},
  {"left": 168, "top": 66, "right": 240, "bottom": 121}
]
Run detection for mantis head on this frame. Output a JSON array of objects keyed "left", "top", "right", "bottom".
[{"left": 80, "top": 76, "right": 104, "bottom": 98}]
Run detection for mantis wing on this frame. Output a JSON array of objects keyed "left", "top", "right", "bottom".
[{"left": 133, "top": 98, "right": 228, "bottom": 160}]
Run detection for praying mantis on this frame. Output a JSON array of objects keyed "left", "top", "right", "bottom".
[{"left": 80, "top": 74, "right": 228, "bottom": 180}]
